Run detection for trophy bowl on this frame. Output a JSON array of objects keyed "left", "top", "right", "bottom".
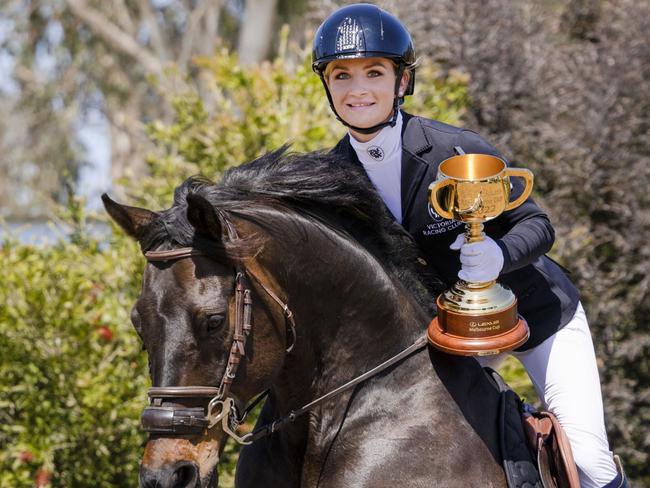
[{"left": 427, "top": 154, "right": 534, "bottom": 356}]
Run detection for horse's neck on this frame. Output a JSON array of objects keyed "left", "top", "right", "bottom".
[
  {"left": 248, "top": 217, "right": 504, "bottom": 485},
  {"left": 261, "top": 216, "right": 429, "bottom": 412}
]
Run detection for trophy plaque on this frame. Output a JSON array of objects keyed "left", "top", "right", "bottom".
[{"left": 427, "top": 153, "right": 534, "bottom": 356}]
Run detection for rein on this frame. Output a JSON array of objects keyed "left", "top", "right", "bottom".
[
  {"left": 242, "top": 333, "right": 428, "bottom": 444},
  {"left": 139, "top": 220, "right": 428, "bottom": 446}
]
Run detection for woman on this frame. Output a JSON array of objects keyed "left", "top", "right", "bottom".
[{"left": 312, "top": 3, "right": 624, "bottom": 487}]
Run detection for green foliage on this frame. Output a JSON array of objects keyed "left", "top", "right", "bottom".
[
  {"left": 1, "top": 46, "right": 524, "bottom": 487},
  {"left": 0, "top": 200, "right": 147, "bottom": 487},
  {"left": 141, "top": 48, "right": 342, "bottom": 208},
  {"left": 499, "top": 357, "right": 539, "bottom": 405}
]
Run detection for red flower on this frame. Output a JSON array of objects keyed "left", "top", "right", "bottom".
[
  {"left": 18, "top": 450, "right": 33, "bottom": 463},
  {"left": 97, "top": 326, "right": 113, "bottom": 341},
  {"left": 34, "top": 468, "right": 52, "bottom": 487}
]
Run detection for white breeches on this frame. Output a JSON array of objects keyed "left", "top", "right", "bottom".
[{"left": 478, "top": 302, "right": 618, "bottom": 488}]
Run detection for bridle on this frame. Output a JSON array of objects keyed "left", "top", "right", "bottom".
[
  {"left": 138, "top": 214, "right": 428, "bottom": 446},
  {"left": 140, "top": 214, "right": 297, "bottom": 445}
]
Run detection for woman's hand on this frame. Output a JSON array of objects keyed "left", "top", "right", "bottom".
[{"left": 450, "top": 234, "right": 504, "bottom": 283}]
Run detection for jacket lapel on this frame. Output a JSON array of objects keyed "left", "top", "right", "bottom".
[
  {"left": 336, "top": 133, "right": 363, "bottom": 167},
  {"left": 400, "top": 112, "right": 432, "bottom": 225}
]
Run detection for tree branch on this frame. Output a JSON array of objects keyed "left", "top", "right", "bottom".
[
  {"left": 110, "top": 0, "right": 137, "bottom": 35},
  {"left": 178, "top": 0, "right": 215, "bottom": 69},
  {"left": 65, "top": 0, "right": 163, "bottom": 77},
  {"left": 137, "top": 0, "right": 170, "bottom": 62},
  {"left": 237, "top": 0, "right": 278, "bottom": 66},
  {"left": 200, "top": 1, "right": 221, "bottom": 57}
]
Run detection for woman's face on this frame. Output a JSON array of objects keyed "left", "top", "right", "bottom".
[{"left": 324, "top": 57, "right": 409, "bottom": 141}]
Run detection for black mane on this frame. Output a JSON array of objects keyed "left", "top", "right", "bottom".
[{"left": 140, "top": 147, "right": 440, "bottom": 311}]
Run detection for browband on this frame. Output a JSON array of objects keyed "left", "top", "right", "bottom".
[{"left": 145, "top": 248, "right": 204, "bottom": 261}]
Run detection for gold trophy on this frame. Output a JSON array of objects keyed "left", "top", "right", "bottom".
[{"left": 427, "top": 153, "right": 534, "bottom": 356}]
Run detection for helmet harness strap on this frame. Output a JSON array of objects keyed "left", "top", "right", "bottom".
[{"left": 319, "top": 63, "right": 407, "bottom": 136}]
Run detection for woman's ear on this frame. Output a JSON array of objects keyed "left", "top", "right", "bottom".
[
  {"left": 321, "top": 68, "right": 331, "bottom": 87},
  {"left": 399, "top": 71, "right": 410, "bottom": 97}
]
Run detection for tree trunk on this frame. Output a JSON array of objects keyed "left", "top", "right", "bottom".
[{"left": 237, "top": 0, "right": 278, "bottom": 66}]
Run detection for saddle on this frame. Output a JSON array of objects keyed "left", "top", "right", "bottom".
[{"left": 485, "top": 368, "right": 580, "bottom": 488}]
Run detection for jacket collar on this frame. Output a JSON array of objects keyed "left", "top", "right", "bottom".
[
  {"left": 401, "top": 111, "right": 432, "bottom": 156},
  {"left": 336, "top": 111, "right": 434, "bottom": 227},
  {"left": 338, "top": 111, "right": 432, "bottom": 158},
  {"left": 400, "top": 112, "right": 433, "bottom": 226}
]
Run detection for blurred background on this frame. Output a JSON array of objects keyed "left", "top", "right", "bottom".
[{"left": 1, "top": 0, "right": 648, "bottom": 486}]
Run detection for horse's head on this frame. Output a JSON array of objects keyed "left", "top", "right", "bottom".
[{"left": 103, "top": 189, "right": 291, "bottom": 488}]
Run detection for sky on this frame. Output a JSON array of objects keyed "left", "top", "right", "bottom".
[
  {"left": 76, "top": 104, "right": 112, "bottom": 211},
  {"left": 0, "top": 13, "right": 111, "bottom": 215}
]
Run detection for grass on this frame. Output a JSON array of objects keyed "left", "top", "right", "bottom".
[{"left": 498, "top": 356, "right": 540, "bottom": 406}]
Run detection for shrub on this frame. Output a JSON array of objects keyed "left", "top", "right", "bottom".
[{"left": 0, "top": 205, "right": 146, "bottom": 487}]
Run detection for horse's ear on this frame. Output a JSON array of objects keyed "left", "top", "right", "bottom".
[
  {"left": 186, "top": 193, "right": 223, "bottom": 240},
  {"left": 101, "top": 193, "right": 158, "bottom": 239}
]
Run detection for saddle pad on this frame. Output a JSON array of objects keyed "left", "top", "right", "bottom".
[{"left": 485, "top": 367, "right": 543, "bottom": 488}]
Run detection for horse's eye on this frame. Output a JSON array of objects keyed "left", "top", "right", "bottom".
[{"left": 205, "top": 314, "right": 225, "bottom": 334}]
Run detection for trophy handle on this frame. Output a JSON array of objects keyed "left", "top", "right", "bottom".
[
  {"left": 504, "top": 168, "right": 534, "bottom": 211},
  {"left": 428, "top": 178, "right": 456, "bottom": 220}
]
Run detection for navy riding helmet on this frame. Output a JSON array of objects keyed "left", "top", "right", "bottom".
[{"left": 312, "top": 3, "right": 416, "bottom": 134}]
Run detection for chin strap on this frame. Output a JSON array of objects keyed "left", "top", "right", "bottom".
[{"left": 319, "top": 64, "right": 406, "bottom": 135}]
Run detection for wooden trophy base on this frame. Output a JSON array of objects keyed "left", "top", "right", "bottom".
[
  {"left": 427, "top": 281, "right": 530, "bottom": 356},
  {"left": 428, "top": 315, "right": 530, "bottom": 356}
]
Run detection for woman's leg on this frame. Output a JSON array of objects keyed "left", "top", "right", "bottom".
[{"left": 513, "top": 302, "right": 618, "bottom": 487}]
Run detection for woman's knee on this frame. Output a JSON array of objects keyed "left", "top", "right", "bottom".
[{"left": 569, "top": 439, "right": 618, "bottom": 488}]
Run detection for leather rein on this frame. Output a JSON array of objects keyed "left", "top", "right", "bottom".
[{"left": 139, "top": 217, "right": 428, "bottom": 445}]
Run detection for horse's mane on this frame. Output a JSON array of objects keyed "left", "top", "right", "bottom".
[{"left": 140, "top": 147, "right": 441, "bottom": 311}]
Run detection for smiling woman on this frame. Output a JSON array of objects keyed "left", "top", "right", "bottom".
[
  {"left": 323, "top": 58, "right": 409, "bottom": 142},
  {"left": 312, "top": 3, "right": 623, "bottom": 487}
]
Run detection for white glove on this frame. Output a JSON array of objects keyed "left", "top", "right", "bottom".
[{"left": 450, "top": 234, "right": 504, "bottom": 283}]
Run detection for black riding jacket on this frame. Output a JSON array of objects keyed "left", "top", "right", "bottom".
[{"left": 332, "top": 111, "right": 579, "bottom": 351}]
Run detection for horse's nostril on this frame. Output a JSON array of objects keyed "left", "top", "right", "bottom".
[
  {"left": 140, "top": 462, "right": 200, "bottom": 488},
  {"left": 170, "top": 462, "right": 199, "bottom": 488}
]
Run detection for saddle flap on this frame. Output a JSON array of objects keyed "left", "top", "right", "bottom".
[{"left": 522, "top": 411, "right": 581, "bottom": 488}]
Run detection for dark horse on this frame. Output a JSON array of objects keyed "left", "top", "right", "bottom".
[{"left": 103, "top": 148, "right": 508, "bottom": 487}]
